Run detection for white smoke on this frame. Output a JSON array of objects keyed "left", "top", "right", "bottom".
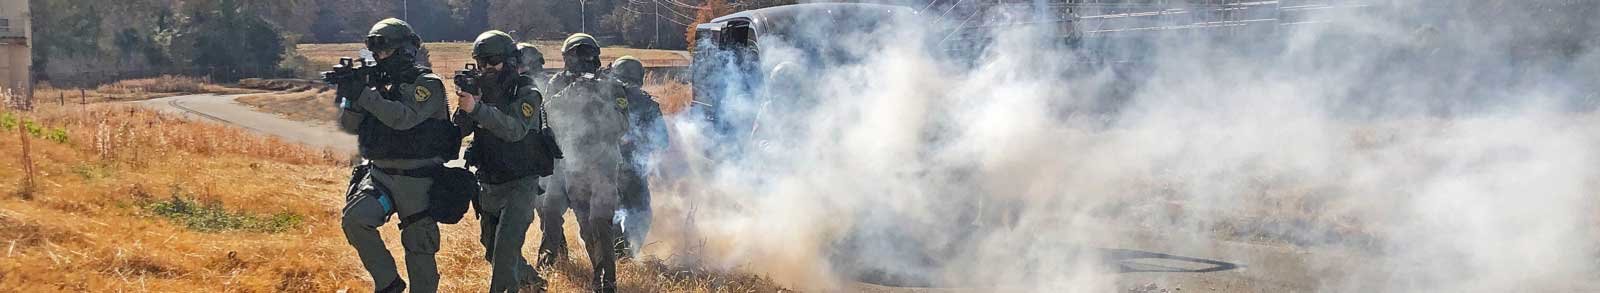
[{"left": 650, "top": 1, "right": 1600, "bottom": 291}]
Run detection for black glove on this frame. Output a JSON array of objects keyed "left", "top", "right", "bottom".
[{"left": 335, "top": 81, "right": 368, "bottom": 113}]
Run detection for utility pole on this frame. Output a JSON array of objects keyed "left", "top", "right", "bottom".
[
  {"left": 654, "top": 0, "right": 661, "bottom": 48},
  {"left": 580, "top": 0, "right": 588, "bottom": 32},
  {"left": 404, "top": 0, "right": 408, "bottom": 22}
]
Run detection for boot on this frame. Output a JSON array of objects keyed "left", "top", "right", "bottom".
[{"left": 376, "top": 278, "right": 406, "bottom": 293}]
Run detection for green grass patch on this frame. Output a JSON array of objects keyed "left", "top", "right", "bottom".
[
  {"left": 137, "top": 190, "right": 302, "bottom": 233},
  {"left": 72, "top": 163, "right": 113, "bottom": 180},
  {"left": 1, "top": 112, "right": 15, "bottom": 129},
  {"left": 1, "top": 111, "right": 70, "bottom": 144}
]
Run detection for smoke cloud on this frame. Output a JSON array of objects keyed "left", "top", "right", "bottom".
[{"left": 648, "top": 1, "right": 1600, "bottom": 291}]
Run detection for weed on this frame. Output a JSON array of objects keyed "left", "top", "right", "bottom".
[
  {"left": 1, "top": 112, "right": 15, "bottom": 129},
  {"left": 72, "top": 163, "right": 113, "bottom": 180},
  {"left": 44, "top": 128, "right": 68, "bottom": 144},
  {"left": 139, "top": 189, "right": 304, "bottom": 233}
]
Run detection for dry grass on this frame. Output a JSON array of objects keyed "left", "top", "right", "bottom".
[
  {"left": 236, "top": 89, "right": 339, "bottom": 123},
  {"left": 295, "top": 42, "right": 689, "bottom": 116},
  {"left": 645, "top": 73, "right": 694, "bottom": 116},
  {"left": 298, "top": 42, "right": 689, "bottom": 77},
  {"left": 0, "top": 103, "right": 351, "bottom": 291},
  {"left": 236, "top": 71, "right": 696, "bottom": 124},
  {"left": 0, "top": 101, "right": 784, "bottom": 291},
  {"left": 237, "top": 78, "right": 326, "bottom": 92},
  {"left": 33, "top": 75, "right": 263, "bottom": 104}
]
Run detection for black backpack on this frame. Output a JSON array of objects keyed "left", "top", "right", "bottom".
[{"left": 399, "top": 166, "right": 479, "bottom": 227}]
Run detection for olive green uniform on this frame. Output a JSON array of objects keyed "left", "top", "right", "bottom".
[
  {"left": 338, "top": 73, "right": 450, "bottom": 293},
  {"left": 546, "top": 70, "right": 629, "bottom": 292},
  {"left": 456, "top": 74, "right": 547, "bottom": 293}
]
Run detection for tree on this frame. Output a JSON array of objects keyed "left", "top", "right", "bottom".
[
  {"left": 685, "top": 0, "right": 732, "bottom": 50},
  {"left": 463, "top": 0, "right": 491, "bottom": 36},
  {"left": 600, "top": 2, "right": 649, "bottom": 47},
  {"left": 309, "top": 4, "right": 346, "bottom": 43},
  {"left": 30, "top": 0, "right": 104, "bottom": 78},
  {"left": 398, "top": 0, "right": 468, "bottom": 41},
  {"left": 490, "top": 0, "right": 562, "bottom": 40},
  {"left": 188, "top": 0, "right": 286, "bottom": 81}
]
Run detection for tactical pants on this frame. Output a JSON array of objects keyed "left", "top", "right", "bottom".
[
  {"left": 536, "top": 169, "right": 570, "bottom": 269},
  {"left": 616, "top": 162, "right": 653, "bottom": 258},
  {"left": 342, "top": 169, "right": 440, "bottom": 293},
  {"left": 538, "top": 163, "right": 653, "bottom": 265},
  {"left": 478, "top": 175, "right": 543, "bottom": 293},
  {"left": 565, "top": 163, "right": 624, "bottom": 292}
]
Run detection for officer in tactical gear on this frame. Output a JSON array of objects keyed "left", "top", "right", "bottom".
[
  {"left": 454, "top": 30, "right": 559, "bottom": 293},
  {"left": 539, "top": 33, "right": 631, "bottom": 293},
  {"left": 606, "top": 56, "right": 667, "bottom": 260},
  {"left": 516, "top": 42, "right": 550, "bottom": 91},
  {"left": 335, "top": 18, "right": 457, "bottom": 293}
]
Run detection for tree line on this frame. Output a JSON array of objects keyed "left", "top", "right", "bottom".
[{"left": 31, "top": 0, "right": 798, "bottom": 84}]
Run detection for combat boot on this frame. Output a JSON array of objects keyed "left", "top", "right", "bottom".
[{"left": 377, "top": 278, "right": 406, "bottom": 293}]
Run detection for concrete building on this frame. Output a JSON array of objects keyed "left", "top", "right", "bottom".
[{"left": 0, "top": 0, "right": 29, "bottom": 107}]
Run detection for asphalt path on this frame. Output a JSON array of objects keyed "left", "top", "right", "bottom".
[{"left": 136, "top": 93, "right": 357, "bottom": 154}]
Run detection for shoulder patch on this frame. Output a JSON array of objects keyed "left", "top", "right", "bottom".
[
  {"left": 616, "top": 97, "right": 629, "bottom": 109},
  {"left": 521, "top": 102, "right": 535, "bottom": 118},
  {"left": 415, "top": 86, "right": 432, "bottom": 102}
]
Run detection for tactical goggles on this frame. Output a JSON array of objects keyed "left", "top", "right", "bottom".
[
  {"left": 563, "top": 44, "right": 600, "bottom": 58},
  {"left": 475, "top": 55, "right": 507, "bottom": 66},
  {"left": 365, "top": 35, "right": 394, "bottom": 51}
]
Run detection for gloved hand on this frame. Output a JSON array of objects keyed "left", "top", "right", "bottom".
[{"left": 335, "top": 80, "right": 369, "bottom": 113}]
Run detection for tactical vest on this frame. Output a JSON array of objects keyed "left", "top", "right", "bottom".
[
  {"left": 467, "top": 75, "right": 558, "bottom": 184},
  {"left": 358, "top": 82, "right": 462, "bottom": 161}
]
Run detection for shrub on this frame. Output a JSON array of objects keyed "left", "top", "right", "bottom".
[{"left": 140, "top": 193, "right": 303, "bottom": 234}]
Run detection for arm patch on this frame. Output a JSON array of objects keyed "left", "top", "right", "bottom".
[
  {"left": 412, "top": 74, "right": 446, "bottom": 103},
  {"left": 415, "top": 86, "right": 432, "bottom": 102}
]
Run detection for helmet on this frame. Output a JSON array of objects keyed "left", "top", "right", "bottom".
[
  {"left": 472, "top": 30, "right": 517, "bottom": 66},
  {"left": 516, "top": 42, "right": 545, "bottom": 71},
  {"left": 609, "top": 56, "right": 645, "bottom": 86},
  {"left": 367, "top": 18, "right": 419, "bottom": 52},
  {"left": 561, "top": 33, "right": 602, "bottom": 73},
  {"left": 561, "top": 33, "right": 600, "bottom": 57}
]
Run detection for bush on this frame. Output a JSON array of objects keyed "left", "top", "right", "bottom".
[
  {"left": 140, "top": 193, "right": 303, "bottom": 234},
  {"left": 1, "top": 112, "right": 15, "bottom": 129},
  {"left": 95, "top": 75, "right": 208, "bottom": 95}
]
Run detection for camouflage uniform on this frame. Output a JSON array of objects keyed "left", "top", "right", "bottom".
[
  {"left": 336, "top": 18, "right": 452, "bottom": 293},
  {"left": 539, "top": 33, "right": 630, "bottom": 293}
]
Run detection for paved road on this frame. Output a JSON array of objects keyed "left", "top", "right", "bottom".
[{"left": 136, "top": 93, "right": 357, "bottom": 154}]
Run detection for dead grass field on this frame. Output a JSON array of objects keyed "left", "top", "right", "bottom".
[
  {"left": 244, "top": 42, "right": 690, "bottom": 124},
  {"left": 33, "top": 75, "right": 263, "bottom": 105},
  {"left": 298, "top": 42, "right": 689, "bottom": 75},
  {"left": 0, "top": 101, "right": 782, "bottom": 291},
  {"left": 237, "top": 71, "right": 695, "bottom": 124}
]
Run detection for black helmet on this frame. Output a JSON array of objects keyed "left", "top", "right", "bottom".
[
  {"left": 472, "top": 30, "right": 518, "bottom": 67},
  {"left": 366, "top": 18, "right": 420, "bottom": 53},
  {"left": 609, "top": 56, "right": 645, "bottom": 87},
  {"left": 561, "top": 33, "right": 602, "bottom": 73},
  {"left": 516, "top": 42, "right": 546, "bottom": 71}
]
